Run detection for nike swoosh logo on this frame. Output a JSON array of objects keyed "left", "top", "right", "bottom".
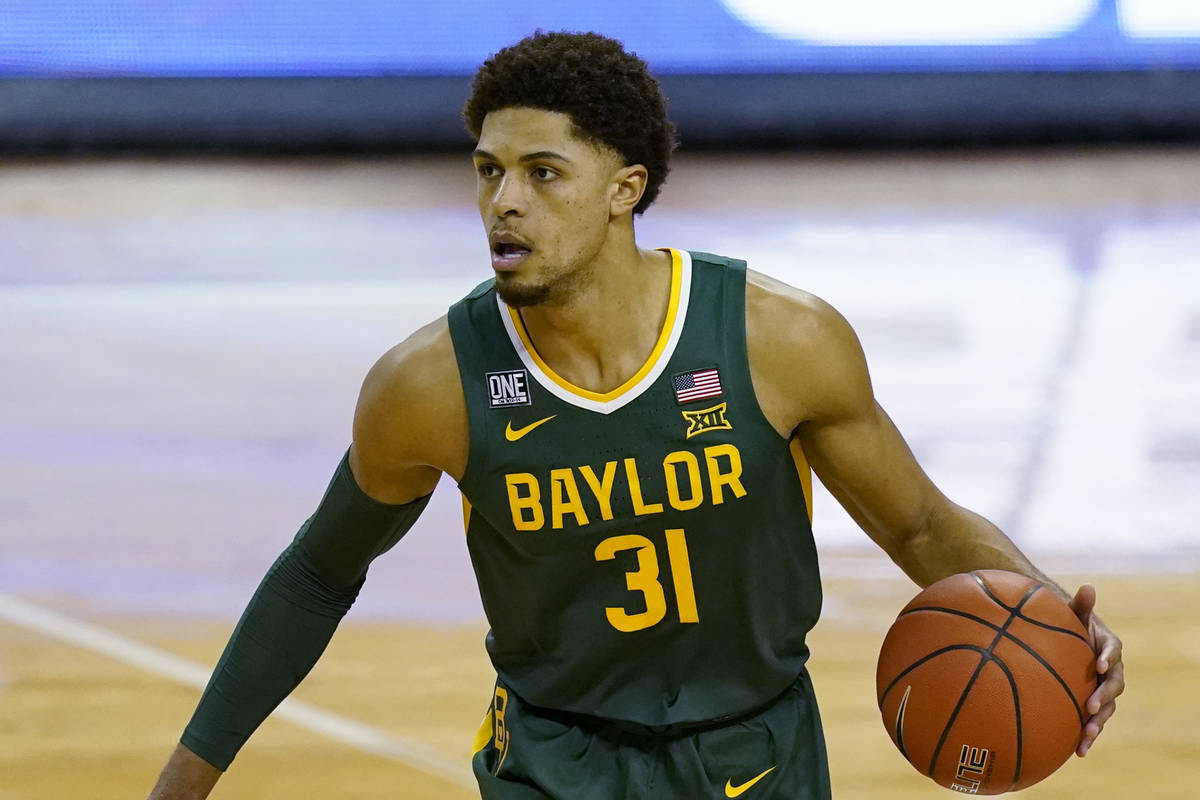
[
  {"left": 725, "top": 766, "right": 775, "bottom": 797},
  {"left": 894, "top": 685, "right": 912, "bottom": 758},
  {"left": 505, "top": 415, "right": 557, "bottom": 442}
]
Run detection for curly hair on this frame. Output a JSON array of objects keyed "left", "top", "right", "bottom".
[{"left": 463, "top": 31, "right": 677, "bottom": 215}]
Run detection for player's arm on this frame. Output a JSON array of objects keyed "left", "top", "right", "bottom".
[
  {"left": 147, "top": 318, "right": 467, "bottom": 799},
  {"left": 745, "top": 271, "right": 1123, "bottom": 756},
  {"left": 747, "top": 273, "right": 1044, "bottom": 586}
]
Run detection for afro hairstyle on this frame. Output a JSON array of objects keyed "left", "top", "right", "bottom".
[{"left": 463, "top": 31, "right": 677, "bottom": 215}]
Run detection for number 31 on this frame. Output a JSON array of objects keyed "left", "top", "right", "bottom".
[{"left": 593, "top": 528, "right": 699, "bottom": 632}]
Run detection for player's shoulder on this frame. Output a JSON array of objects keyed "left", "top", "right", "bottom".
[
  {"left": 744, "top": 268, "right": 872, "bottom": 429},
  {"left": 354, "top": 315, "right": 467, "bottom": 477},
  {"left": 745, "top": 268, "right": 860, "bottom": 356},
  {"left": 362, "top": 315, "right": 459, "bottom": 398}
]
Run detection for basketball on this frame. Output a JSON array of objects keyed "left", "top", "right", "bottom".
[{"left": 875, "top": 570, "right": 1097, "bottom": 794}]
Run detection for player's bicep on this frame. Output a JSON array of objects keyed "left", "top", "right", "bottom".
[
  {"left": 350, "top": 365, "right": 440, "bottom": 504},
  {"left": 785, "top": 301, "right": 934, "bottom": 551},
  {"left": 747, "top": 272, "right": 946, "bottom": 553},
  {"left": 347, "top": 444, "right": 440, "bottom": 507},
  {"left": 350, "top": 318, "right": 466, "bottom": 504},
  {"left": 800, "top": 401, "right": 942, "bottom": 559}
]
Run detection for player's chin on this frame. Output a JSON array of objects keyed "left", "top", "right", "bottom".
[{"left": 495, "top": 274, "right": 550, "bottom": 308}]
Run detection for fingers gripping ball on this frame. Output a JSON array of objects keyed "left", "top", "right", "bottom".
[{"left": 875, "top": 570, "right": 1097, "bottom": 794}]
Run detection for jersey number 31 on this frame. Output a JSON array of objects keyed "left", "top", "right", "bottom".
[{"left": 594, "top": 529, "right": 699, "bottom": 633}]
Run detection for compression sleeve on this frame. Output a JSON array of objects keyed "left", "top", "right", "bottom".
[{"left": 180, "top": 449, "right": 432, "bottom": 769}]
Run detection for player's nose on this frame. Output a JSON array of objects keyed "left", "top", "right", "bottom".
[{"left": 489, "top": 174, "right": 526, "bottom": 218}]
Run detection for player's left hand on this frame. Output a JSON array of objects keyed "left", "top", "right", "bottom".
[{"left": 1069, "top": 584, "right": 1124, "bottom": 757}]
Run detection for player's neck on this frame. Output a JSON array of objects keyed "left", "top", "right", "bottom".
[{"left": 516, "top": 235, "right": 673, "bottom": 395}]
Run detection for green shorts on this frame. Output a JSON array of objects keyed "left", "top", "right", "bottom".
[{"left": 470, "top": 670, "right": 831, "bottom": 800}]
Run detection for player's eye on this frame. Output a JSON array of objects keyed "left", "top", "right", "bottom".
[
  {"left": 532, "top": 166, "right": 557, "bottom": 181},
  {"left": 476, "top": 163, "right": 501, "bottom": 179}
]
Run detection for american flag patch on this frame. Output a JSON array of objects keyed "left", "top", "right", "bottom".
[{"left": 673, "top": 368, "right": 723, "bottom": 404}]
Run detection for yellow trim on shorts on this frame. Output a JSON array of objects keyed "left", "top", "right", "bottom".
[
  {"left": 472, "top": 708, "right": 494, "bottom": 756},
  {"left": 504, "top": 248, "right": 683, "bottom": 402}
]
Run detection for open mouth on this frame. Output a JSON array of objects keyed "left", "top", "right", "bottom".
[{"left": 491, "top": 241, "right": 532, "bottom": 270}]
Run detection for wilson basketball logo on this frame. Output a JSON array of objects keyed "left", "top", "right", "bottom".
[{"left": 486, "top": 369, "right": 531, "bottom": 408}]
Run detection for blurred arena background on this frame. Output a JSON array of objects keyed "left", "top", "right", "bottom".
[{"left": 2, "top": 3, "right": 1199, "bottom": 798}]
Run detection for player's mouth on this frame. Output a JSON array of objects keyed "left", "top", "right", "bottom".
[{"left": 490, "top": 233, "right": 533, "bottom": 271}]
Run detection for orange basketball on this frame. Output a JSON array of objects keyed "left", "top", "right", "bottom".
[{"left": 875, "top": 570, "right": 1097, "bottom": 794}]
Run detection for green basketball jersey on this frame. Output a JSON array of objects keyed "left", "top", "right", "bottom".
[{"left": 447, "top": 249, "right": 821, "bottom": 727}]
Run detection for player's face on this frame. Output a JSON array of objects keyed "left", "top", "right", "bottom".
[{"left": 473, "top": 107, "right": 625, "bottom": 307}]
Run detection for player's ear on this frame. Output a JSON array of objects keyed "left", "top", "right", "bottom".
[{"left": 609, "top": 163, "right": 648, "bottom": 217}]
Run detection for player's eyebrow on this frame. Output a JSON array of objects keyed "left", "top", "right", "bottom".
[{"left": 473, "top": 148, "right": 573, "bottom": 164}]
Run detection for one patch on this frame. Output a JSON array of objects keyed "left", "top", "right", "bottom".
[
  {"left": 682, "top": 402, "right": 732, "bottom": 439},
  {"left": 486, "top": 369, "right": 532, "bottom": 408},
  {"left": 673, "top": 367, "right": 723, "bottom": 405}
]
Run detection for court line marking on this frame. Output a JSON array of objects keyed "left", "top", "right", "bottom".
[{"left": 0, "top": 592, "right": 476, "bottom": 790}]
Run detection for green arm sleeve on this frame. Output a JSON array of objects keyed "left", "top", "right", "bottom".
[{"left": 179, "top": 449, "right": 431, "bottom": 770}]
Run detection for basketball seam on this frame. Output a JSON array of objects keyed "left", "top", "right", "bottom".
[
  {"left": 1012, "top": 613, "right": 1092, "bottom": 645},
  {"left": 883, "top": 577, "right": 1094, "bottom": 792},
  {"left": 897, "top": 605, "right": 1090, "bottom": 647},
  {"left": 880, "top": 644, "right": 990, "bottom": 704},
  {"left": 967, "top": 572, "right": 1088, "bottom": 644},
  {"left": 882, "top": 646, "right": 1018, "bottom": 777},
  {"left": 925, "top": 583, "right": 1038, "bottom": 787},
  {"left": 970, "top": 571, "right": 1008, "bottom": 609},
  {"left": 896, "top": 606, "right": 1090, "bottom": 724}
]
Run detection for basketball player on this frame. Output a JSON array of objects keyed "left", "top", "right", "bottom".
[{"left": 148, "top": 32, "right": 1124, "bottom": 800}]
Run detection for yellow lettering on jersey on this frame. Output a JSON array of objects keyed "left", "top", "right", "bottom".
[
  {"left": 624, "top": 457, "right": 664, "bottom": 516},
  {"left": 503, "top": 444, "right": 748, "bottom": 533},
  {"left": 579, "top": 462, "right": 618, "bottom": 521},
  {"left": 505, "top": 473, "right": 544, "bottom": 531},
  {"left": 594, "top": 534, "right": 668, "bottom": 632},
  {"left": 664, "top": 528, "right": 700, "bottom": 623},
  {"left": 663, "top": 450, "right": 704, "bottom": 511},
  {"left": 705, "top": 443, "right": 747, "bottom": 505},
  {"left": 550, "top": 468, "right": 589, "bottom": 529}
]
